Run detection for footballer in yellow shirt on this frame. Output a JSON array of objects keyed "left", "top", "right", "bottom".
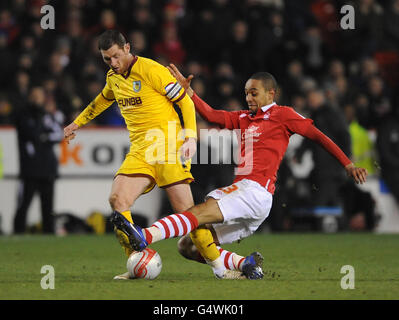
[
  {"left": 64, "top": 30, "right": 197, "bottom": 271},
  {"left": 74, "top": 53, "right": 196, "bottom": 192}
]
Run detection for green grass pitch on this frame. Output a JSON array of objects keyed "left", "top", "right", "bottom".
[{"left": 0, "top": 233, "right": 398, "bottom": 300}]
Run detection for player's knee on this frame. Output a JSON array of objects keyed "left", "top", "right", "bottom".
[
  {"left": 108, "top": 193, "right": 118, "bottom": 209},
  {"left": 109, "top": 193, "right": 131, "bottom": 211},
  {"left": 190, "top": 200, "right": 223, "bottom": 225},
  {"left": 177, "top": 235, "right": 196, "bottom": 260}
]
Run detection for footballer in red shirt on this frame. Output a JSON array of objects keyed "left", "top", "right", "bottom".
[{"left": 113, "top": 64, "right": 368, "bottom": 280}]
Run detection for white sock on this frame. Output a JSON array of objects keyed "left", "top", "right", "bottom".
[
  {"left": 205, "top": 256, "right": 226, "bottom": 278},
  {"left": 217, "top": 246, "right": 246, "bottom": 271},
  {"left": 145, "top": 226, "right": 162, "bottom": 243}
]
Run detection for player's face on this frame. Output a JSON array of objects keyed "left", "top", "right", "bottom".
[
  {"left": 244, "top": 79, "right": 275, "bottom": 115},
  {"left": 101, "top": 43, "right": 131, "bottom": 74}
]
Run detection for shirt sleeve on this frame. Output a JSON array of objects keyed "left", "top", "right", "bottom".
[
  {"left": 191, "top": 92, "right": 241, "bottom": 129},
  {"left": 146, "top": 63, "right": 186, "bottom": 103},
  {"left": 175, "top": 93, "right": 197, "bottom": 139},
  {"left": 278, "top": 106, "right": 314, "bottom": 135},
  {"left": 74, "top": 91, "right": 114, "bottom": 127},
  {"left": 101, "top": 77, "right": 115, "bottom": 101},
  {"left": 302, "top": 125, "right": 352, "bottom": 167},
  {"left": 279, "top": 106, "right": 351, "bottom": 167}
]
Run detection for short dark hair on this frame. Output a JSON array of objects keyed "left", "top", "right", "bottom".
[
  {"left": 98, "top": 30, "right": 127, "bottom": 50},
  {"left": 249, "top": 72, "right": 278, "bottom": 91}
]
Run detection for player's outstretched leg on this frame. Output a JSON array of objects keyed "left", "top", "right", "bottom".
[
  {"left": 143, "top": 211, "right": 199, "bottom": 246},
  {"left": 112, "top": 210, "right": 199, "bottom": 251},
  {"left": 110, "top": 210, "right": 148, "bottom": 251}
]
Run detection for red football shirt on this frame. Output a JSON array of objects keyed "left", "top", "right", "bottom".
[{"left": 191, "top": 93, "right": 351, "bottom": 194}]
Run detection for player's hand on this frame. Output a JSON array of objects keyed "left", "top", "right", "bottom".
[
  {"left": 180, "top": 137, "right": 197, "bottom": 161},
  {"left": 167, "top": 64, "right": 194, "bottom": 92},
  {"left": 64, "top": 122, "right": 79, "bottom": 144},
  {"left": 345, "top": 163, "right": 368, "bottom": 184}
]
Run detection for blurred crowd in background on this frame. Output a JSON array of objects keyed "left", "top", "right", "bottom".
[{"left": 1, "top": 0, "right": 399, "bottom": 233}]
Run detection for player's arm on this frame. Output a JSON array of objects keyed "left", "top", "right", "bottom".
[
  {"left": 174, "top": 93, "right": 197, "bottom": 159},
  {"left": 64, "top": 86, "right": 115, "bottom": 143},
  {"left": 303, "top": 125, "right": 367, "bottom": 183},
  {"left": 191, "top": 93, "right": 238, "bottom": 128},
  {"left": 281, "top": 107, "right": 367, "bottom": 184},
  {"left": 144, "top": 63, "right": 196, "bottom": 160},
  {"left": 167, "top": 63, "right": 239, "bottom": 129},
  {"left": 163, "top": 69, "right": 197, "bottom": 139}
]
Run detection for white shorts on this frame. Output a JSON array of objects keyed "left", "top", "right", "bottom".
[{"left": 205, "top": 179, "right": 273, "bottom": 244}]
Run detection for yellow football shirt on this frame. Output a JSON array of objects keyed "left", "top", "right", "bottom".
[{"left": 74, "top": 56, "right": 196, "bottom": 162}]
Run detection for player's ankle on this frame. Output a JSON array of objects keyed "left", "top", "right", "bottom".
[
  {"left": 145, "top": 226, "right": 161, "bottom": 244},
  {"left": 205, "top": 256, "right": 226, "bottom": 278},
  {"left": 120, "top": 210, "right": 133, "bottom": 224},
  {"left": 212, "top": 265, "right": 227, "bottom": 278}
]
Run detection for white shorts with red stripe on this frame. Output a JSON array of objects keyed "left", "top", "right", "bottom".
[{"left": 206, "top": 179, "right": 273, "bottom": 244}]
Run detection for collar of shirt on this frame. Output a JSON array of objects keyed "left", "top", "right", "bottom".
[
  {"left": 260, "top": 102, "right": 276, "bottom": 113},
  {"left": 121, "top": 55, "right": 138, "bottom": 79},
  {"left": 247, "top": 102, "right": 276, "bottom": 119}
]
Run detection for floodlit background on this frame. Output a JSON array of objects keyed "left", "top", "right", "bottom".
[{"left": 0, "top": 0, "right": 399, "bottom": 235}]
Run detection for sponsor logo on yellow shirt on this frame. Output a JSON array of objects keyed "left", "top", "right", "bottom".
[{"left": 118, "top": 97, "right": 143, "bottom": 110}]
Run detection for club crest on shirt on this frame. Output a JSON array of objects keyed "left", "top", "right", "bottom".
[
  {"left": 263, "top": 112, "right": 270, "bottom": 120},
  {"left": 133, "top": 80, "right": 141, "bottom": 92},
  {"left": 242, "top": 124, "right": 262, "bottom": 143}
]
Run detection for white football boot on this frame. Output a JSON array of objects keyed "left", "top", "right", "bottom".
[
  {"left": 217, "top": 270, "right": 246, "bottom": 280},
  {"left": 113, "top": 271, "right": 135, "bottom": 280}
]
